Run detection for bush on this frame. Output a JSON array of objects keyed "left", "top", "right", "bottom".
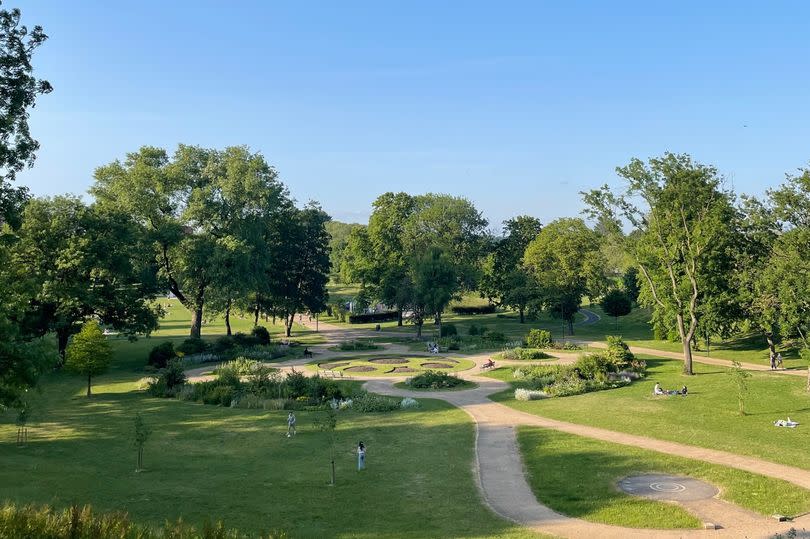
[
  {"left": 485, "top": 330, "right": 506, "bottom": 343},
  {"left": 348, "top": 311, "right": 399, "bottom": 324},
  {"left": 146, "top": 359, "right": 187, "bottom": 398},
  {"left": 468, "top": 324, "right": 487, "bottom": 336},
  {"left": 440, "top": 323, "right": 457, "bottom": 337},
  {"left": 351, "top": 392, "right": 400, "bottom": 412},
  {"left": 147, "top": 341, "right": 176, "bottom": 368},
  {"left": 0, "top": 502, "right": 285, "bottom": 539},
  {"left": 232, "top": 332, "right": 260, "bottom": 348},
  {"left": 515, "top": 388, "right": 548, "bottom": 401},
  {"left": 555, "top": 341, "right": 582, "bottom": 351},
  {"left": 213, "top": 357, "right": 259, "bottom": 376},
  {"left": 573, "top": 353, "right": 612, "bottom": 380},
  {"left": 451, "top": 304, "right": 496, "bottom": 315},
  {"left": 497, "top": 347, "right": 551, "bottom": 360},
  {"left": 545, "top": 375, "right": 588, "bottom": 397},
  {"left": 177, "top": 337, "right": 208, "bottom": 355},
  {"left": 251, "top": 325, "right": 272, "bottom": 345},
  {"left": 336, "top": 339, "right": 379, "bottom": 351},
  {"left": 202, "top": 385, "right": 235, "bottom": 406},
  {"left": 526, "top": 329, "right": 552, "bottom": 348},
  {"left": 400, "top": 397, "right": 420, "bottom": 409},
  {"left": 606, "top": 335, "right": 635, "bottom": 367},
  {"left": 212, "top": 335, "right": 236, "bottom": 353},
  {"left": 407, "top": 370, "right": 466, "bottom": 389}
]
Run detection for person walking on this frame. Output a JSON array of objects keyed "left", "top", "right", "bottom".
[
  {"left": 770, "top": 351, "right": 776, "bottom": 370},
  {"left": 287, "top": 412, "right": 296, "bottom": 437},
  {"left": 357, "top": 441, "right": 366, "bottom": 470},
  {"left": 776, "top": 352, "right": 784, "bottom": 369}
]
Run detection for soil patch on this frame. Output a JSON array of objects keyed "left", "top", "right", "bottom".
[
  {"left": 421, "top": 362, "right": 454, "bottom": 369},
  {"left": 369, "top": 358, "right": 409, "bottom": 364},
  {"left": 319, "top": 362, "right": 350, "bottom": 370},
  {"left": 617, "top": 474, "right": 719, "bottom": 502},
  {"left": 344, "top": 366, "right": 376, "bottom": 373},
  {"left": 391, "top": 367, "right": 418, "bottom": 373}
]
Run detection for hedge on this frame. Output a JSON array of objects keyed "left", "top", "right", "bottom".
[
  {"left": 450, "top": 305, "right": 496, "bottom": 315},
  {"left": 348, "top": 311, "right": 399, "bottom": 324}
]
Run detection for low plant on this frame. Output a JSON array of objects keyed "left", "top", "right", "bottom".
[
  {"left": 485, "top": 330, "right": 506, "bottom": 343},
  {"left": 468, "top": 324, "right": 487, "bottom": 336},
  {"left": 176, "top": 337, "right": 208, "bottom": 355},
  {"left": 515, "top": 388, "right": 548, "bottom": 401},
  {"left": 440, "top": 323, "right": 457, "bottom": 337},
  {"left": 251, "top": 325, "right": 272, "bottom": 345},
  {"left": 496, "top": 347, "right": 551, "bottom": 360},
  {"left": 336, "top": 339, "right": 379, "bottom": 351},
  {"left": 146, "top": 359, "right": 187, "bottom": 398},
  {"left": 525, "top": 329, "right": 552, "bottom": 348},
  {"left": 213, "top": 357, "right": 259, "bottom": 377},
  {"left": 400, "top": 397, "right": 420, "bottom": 409},
  {"left": 147, "top": 341, "right": 176, "bottom": 368},
  {"left": 351, "top": 392, "right": 400, "bottom": 412},
  {"left": 406, "top": 370, "right": 466, "bottom": 389}
]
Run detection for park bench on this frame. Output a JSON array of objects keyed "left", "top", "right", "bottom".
[
  {"left": 303, "top": 348, "right": 313, "bottom": 358},
  {"left": 481, "top": 360, "right": 495, "bottom": 370},
  {"left": 319, "top": 369, "right": 344, "bottom": 378}
]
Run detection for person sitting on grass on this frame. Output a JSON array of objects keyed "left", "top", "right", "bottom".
[
  {"left": 681, "top": 385, "right": 688, "bottom": 396},
  {"left": 653, "top": 382, "right": 665, "bottom": 395}
]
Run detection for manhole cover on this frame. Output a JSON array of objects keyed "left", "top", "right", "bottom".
[{"left": 618, "top": 474, "right": 718, "bottom": 501}]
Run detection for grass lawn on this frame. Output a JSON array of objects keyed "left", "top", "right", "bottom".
[
  {"left": 0, "top": 338, "right": 540, "bottom": 539},
  {"left": 487, "top": 356, "right": 810, "bottom": 470},
  {"left": 310, "top": 355, "right": 476, "bottom": 376},
  {"left": 151, "top": 298, "right": 325, "bottom": 344},
  {"left": 518, "top": 427, "right": 810, "bottom": 528}
]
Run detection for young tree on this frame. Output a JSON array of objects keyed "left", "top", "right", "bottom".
[
  {"left": 729, "top": 360, "right": 751, "bottom": 416},
  {"left": 523, "top": 218, "right": 605, "bottom": 335},
  {"left": 65, "top": 320, "right": 112, "bottom": 397},
  {"left": 133, "top": 412, "right": 151, "bottom": 472},
  {"left": 315, "top": 407, "right": 338, "bottom": 485},
  {"left": 622, "top": 267, "right": 641, "bottom": 304},
  {"left": 601, "top": 289, "right": 633, "bottom": 330},
  {"left": 584, "top": 153, "right": 737, "bottom": 374}
]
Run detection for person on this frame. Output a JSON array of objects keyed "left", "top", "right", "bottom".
[
  {"left": 653, "top": 382, "right": 664, "bottom": 396},
  {"left": 775, "top": 353, "right": 784, "bottom": 369},
  {"left": 681, "top": 385, "right": 688, "bottom": 396},
  {"left": 287, "top": 412, "right": 296, "bottom": 437},
  {"left": 770, "top": 351, "right": 776, "bottom": 370},
  {"left": 357, "top": 441, "right": 366, "bottom": 470}
]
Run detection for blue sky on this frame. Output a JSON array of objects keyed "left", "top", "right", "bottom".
[{"left": 15, "top": 0, "right": 810, "bottom": 228}]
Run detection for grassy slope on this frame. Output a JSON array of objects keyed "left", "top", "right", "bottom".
[
  {"left": 488, "top": 356, "right": 810, "bottom": 470},
  {"left": 0, "top": 339, "right": 537, "bottom": 539},
  {"left": 518, "top": 427, "right": 810, "bottom": 527}
]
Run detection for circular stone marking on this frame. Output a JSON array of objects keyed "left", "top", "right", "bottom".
[
  {"left": 319, "top": 362, "right": 350, "bottom": 370},
  {"left": 617, "top": 474, "right": 718, "bottom": 502},
  {"left": 421, "top": 362, "right": 453, "bottom": 369}
]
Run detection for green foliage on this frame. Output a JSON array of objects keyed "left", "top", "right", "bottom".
[
  {"left": 146, "top": 359, "right": 187, "bottom": 398},
  {"left": 468, "top": 324, "right": 486, "bottom": 336},
  {"left": 622, "top": 267, "right": 641, "bottom": 303},
  {"left": 0, "top": 502, "right": 286, "bottom": 539},
  {"left": 147, "top": 341, "right": 176, "bottom": 368},
  {"left": 486, "top": 330, "right": 506, "bottom": 343},
  {"left": 496, "top": 347, "right": 551, "bottom": 360},
  {"left": 526, "top": 329, "right": 552, "bottom": 348},
  {"left": 729, "top": 360, "right": 752, "bottom": 415},
  {"left": 177, "top": 337, "right": 208, "bottom": 355},
  {"left": 350, "top": 392, "right": 400, "bottom": 412},
  {"left": 605, "top": 335, "right": 636, "bottom": 367},
  {"left": 440, "top": 323, "right": 457, "bottom": 337},
  {"left": 213, "top": 358, "right": 259, "bottom": 377},
  {"left": 251, "top": 325, "right": 271, "bottom": 345},
  {"left": 133, "top": 412, "right": 151, "bottom": 471},
  {"left": 600, "top": 289, "right": 633, "bottom": 321},
  {"left": 65, "top": 321, "right": 113, "bottom": 397},
  {"left": 335, "top": 339, "right": 379, "bottom": 351},
  {"left": 406, "top": 370, "right": 467, "bottom": 389}
]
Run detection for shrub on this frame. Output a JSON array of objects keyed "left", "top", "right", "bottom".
[
  {"left": 251, "top": 325, "right": 272, "bottom": 345},
  {"left": 212, "top": 335, "right": 236, "bottom": 353},
  {"left": 451, "top": 304, "right": 496, "bottom": 315},
  {"left": 407, "top": 370, "right": 466, "bottom": 389},
  {"left": 177, "top": 337, "right": 208, "bottom": 355},
  {"left": 336, "top": 339, "right": 379, "bottom": 351},
  {"left": 213, "top": 357, "right": 259, "bottom": 376},
  {"left": 440, "top": 323, "right": 457, "bottom": 337},
  {"left": 485, "top": 330, "right": 506, "bottom": 343},
  {"left": 202, "top": 385, "right": 235, "bottom": 406},
  {"left": 497, "top": 347, "right": 551, "bottom": 360},
  {"left": 606, "top": 335, "right": 635, "bottom": 367},
  {"left": 348, "top": 311, "right": 399, "bottom": 324},
  {"left": 400, "top": 397, "right": 420, "bottom": 409},
  {"left": 468, "top": 324, "right": 487, "bottom": 336},
  {"left": 515, "top": 388, "right": 548, "bottom": 401},
  {"left": 556, "top": 341, "right": 582, "bottom": 350},
  {"left": 147, "top": 341, "right": 176, "bottom": 368},
  {"left": 146, "top": 359, "right": 187, "bottom": 398},
  {"left": 526, "top": 329, "right": 552, "bottom": 348},
  {"left": 546, "top": 375, "right": 587, "bottom": 397},
  {"left": 232, "top": 332, "right": 260, "bottom": 347},
  {"left": 573, "top": 353, "right": 612, "bottom": 380},
  {"left": 351, "top": 392, "right": 400, "bottom": 412}
]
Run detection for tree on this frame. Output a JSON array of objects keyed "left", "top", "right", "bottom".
[
  {"left": 65, "top": 320, "right": 112, "bottom": 397},
  {"left": 622, "top": 267, "right": 641, "bottom": 304},
  {"left": 324, "top": 220, "right": 363, "bottom": 283},
  {"left": 133, "top": 412, "right": 151, "bottom": 472},
  {"left": 11, "top": 196, "right": 161, "bottom": 357},
  {"left": 480, "top": 216, "right": 543, "bottom": 322},
  {"left": 270, "top": 204, "right": 331, "bottom": 337},
  {"left": 584, "top": 153, "right": 737, "bottom": 374},
  {"left": 408, "top": 246, "right": 458, "bottom": 338},
  {"left": 92, "top": 145, "right": 292, "bottom": 338},
  {"left": 729, "top": 360, "right": 751, "bottom": 416},
  {"left": 601, "top": 289, "right": 632, "bottom": 329},
  {"left": 315, "top": 407, "right": 338, "bottom": 485},
  {"left": 523, "top": 218, "right": 605, "bottom": 335}
]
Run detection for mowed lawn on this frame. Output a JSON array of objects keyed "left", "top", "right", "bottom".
[
  {"left": 518, "top": 427, "right": 810, "bottom": 527},
  {"left": 0, "top": 338, "right": 538, "bottom": 539},
  {"left": 488, "top": 356, "right": 810, "bottom": 470}
]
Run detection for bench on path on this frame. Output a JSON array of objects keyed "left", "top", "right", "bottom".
[{"left": 319, "top": 369, "right": 344, "bottom": 378}]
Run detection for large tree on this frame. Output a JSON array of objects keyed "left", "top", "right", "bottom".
[
  {"left": 523, "top": 218, "right": 605, "bottom": 336},
  {"left": 584, "top": 153, "right": 737, "bottom": 374},
  {"left": 92, "top": 145, "right": 291, "bottom": 338},
  {"left": 11, "top": 196, "right": 161, "bottom": 357},
  {"left": 406, "top": 246, "right": 458, "bottom": 338}
]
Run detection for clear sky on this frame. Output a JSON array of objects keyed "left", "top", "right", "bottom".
[{"left": 14, "top": 0, "right": 810, "bottom": 228}]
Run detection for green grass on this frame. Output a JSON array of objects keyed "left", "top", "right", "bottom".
[
  {"left": 488, "top": 356, "right": 810, "bottom": 470},
  {"left": 0, "top": 338, "right": 539, "bottom": 539},
  {"left": 518, "top": 427, "right": 810, "bottom": 528},
  {"left": 310, "top": 355, "right": 476, "bottom": 376}
]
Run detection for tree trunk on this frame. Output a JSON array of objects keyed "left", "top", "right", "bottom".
[
  {"left": 567, "top": 318, "right": 574, "bottom": 336},
  {"left": 225, "top": 299, "right": 232, "bottom": 336},
  {"left": 56, "top": 328, "right": 71, "bottom": 364},
  {"left": 285, "top": 313, "right": 294, "bottom": 337},
  {"left": 397, "top": 309, "right": 403, "bottom": 327},
  {"left": 437, "top": 312, "right": 442, "bottom": 339},
  {"left": 416, "top": 323, "right": 423, "bottom": 338},
  {"left": 676, "top": 313, "right": 694, "bottom": 375},
  {"left": 330, "top": 458, "right": 336, "bottom": 485},
  {"left": 87, "top": 375, "right": 92, "bottom": 397},
  {"left": 765, "top": 333, "right": 777, "bottom": 360},
  {"left": 190, "top": 304, "right": 203, "bottom": 339},
  {"left": 254, "top": 304, "right": 260, "bottom": 327},
  {"left": 519, "top": 307, "right": 525, "bottom": 324}
]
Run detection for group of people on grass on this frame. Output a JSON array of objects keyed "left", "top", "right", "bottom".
[
  {"left": 653, "top": 382, "right": 687, "bottom": 396},
  {"left": 286, "top": 412, "right": 367, "bottom": 470},
  {"left": 769, "top": 351, "right": 784, "bottom": 370}
]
